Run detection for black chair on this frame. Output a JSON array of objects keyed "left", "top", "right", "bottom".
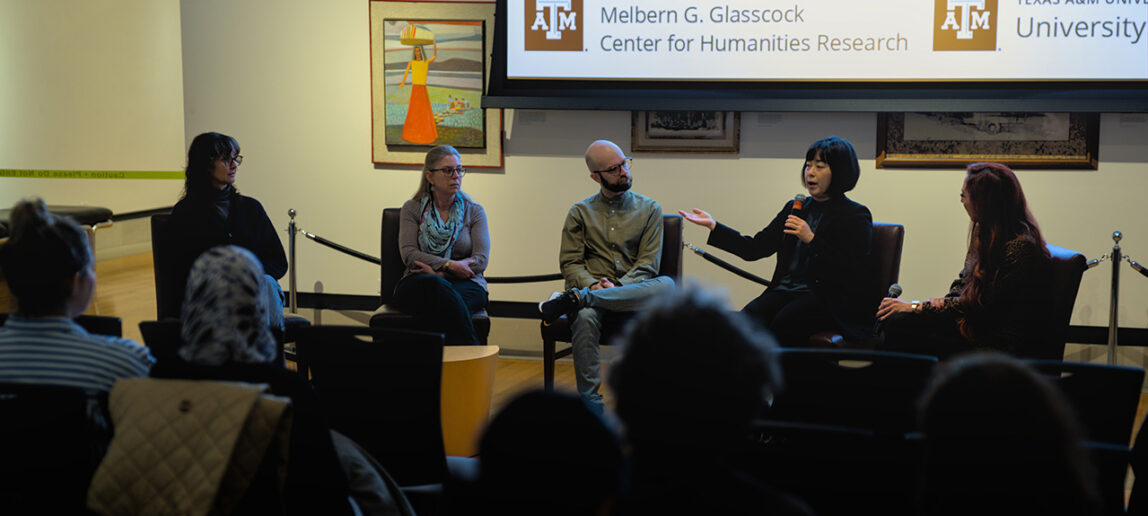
[
  {"left": 0, "top": 313, "right": 122, "bottom": 337},
  {"left": 539, "top": 214, "right": 683, "bottom": 391},
  {"left": 767, "top": 348, "right": 938, "bottom": 436},
  {"left": 293, "top": 325, "right": 447, "bottom": 486},
  {"left": 1026, "top": 359, "right": 1145, "bottom": 446},
  {"left": 369, "top": 208, "right": 491, "bottom": 345},
  {"left": 0, "top": 382, "right": 109, "bottom": 513},
  {"left": 808, "top": 222, "right": 905, "bottom": 348},
  {"left": 1128, "top": 414, "right": 1148, "bottom": 515},
  {"left": 150, "top": 213, "right": 181, "bottom": 320},
  {"left": 744, "top": 420, "right": 919, "bottom": 516},
  {"left": 138, "top": 319, "right": 184, "bottom": 365},
  {"left": 1017, "top": 244, "right": 1087, "bottom": 361}
]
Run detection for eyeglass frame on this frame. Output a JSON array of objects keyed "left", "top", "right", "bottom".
[
  {"left": 219, "top": 154, "right": 244, "bottom": 165},
  {"left": 428, "top": 166, "right": 467, "bottom": 177},
  {"left": 592, "top": 157, "right": 632, "bottom": 176}
]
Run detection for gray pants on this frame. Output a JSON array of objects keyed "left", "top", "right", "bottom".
[{"left": 570, "top": 276, "right": 675, "bottom": 401}]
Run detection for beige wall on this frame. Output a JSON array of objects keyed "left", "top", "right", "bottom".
[
  {"left": 179, "top": 0, "right": 1148, "bottom": 333},
  {"left": 0, "top": 0, "right": 186, "bottom": 213},
  {"left": 11, "top": 0, "right": 1143, "bottom": 357}
]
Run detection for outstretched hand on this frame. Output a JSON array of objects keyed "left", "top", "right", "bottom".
[{"left": 678, "top": 208, "right": 716, "bottom": 231}]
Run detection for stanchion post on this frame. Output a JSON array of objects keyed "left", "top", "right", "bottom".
[
  {"left": 288, "top": 208, "right": 298, "bottom": 314},
  {"left": 1106, "top": 231, "right": 1121, "bottom": 365}
]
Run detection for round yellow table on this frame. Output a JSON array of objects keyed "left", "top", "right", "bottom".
[{"left": 440, "top": 345, "right": 499, "bottom": 457}]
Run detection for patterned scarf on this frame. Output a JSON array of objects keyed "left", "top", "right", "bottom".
[
  {"left": 178, "top": 245, "right": 278, "bottom": 366},
  {"left": 417, "top": 193, "right": 466, "bottom": 257}
]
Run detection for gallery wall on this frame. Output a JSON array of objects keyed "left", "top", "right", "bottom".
[
  {"left": 0, "top": 0, "right": 186, "bottom": 214},
  {"left": 5, "top": 0, "right": 1142, "bottom": 348}
]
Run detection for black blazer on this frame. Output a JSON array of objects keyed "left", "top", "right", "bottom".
[
  {"left": 708, "top": 195, "right": 877, "bottom": 340},
  {"left": 159, "top": 193, "right": 287, "bottom": 317}
]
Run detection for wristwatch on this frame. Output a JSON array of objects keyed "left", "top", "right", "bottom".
[{"left": 911, "top": 300, "right": 922, "bottom": 312}]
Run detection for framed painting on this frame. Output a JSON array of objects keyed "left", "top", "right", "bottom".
[
  {"left": 631, "top": 111, "right": 740, "bottom": 154},
  {"left": 370, "top": 1, "right": 503, "bottom": 168},
  {"left": 876, "top": 112, "right": 1099, "bottom": 169}
]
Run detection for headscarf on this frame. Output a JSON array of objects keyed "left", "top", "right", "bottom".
[
  {"left": 178, "top": 245, "right": 278, "bottom": 365},
  {"left": 417, "top": 193, "right": 466, "bottom": 257}
]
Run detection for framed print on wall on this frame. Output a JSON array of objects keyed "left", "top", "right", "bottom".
[
  {"left": 631, "top": 111, "right": 740, "bottom": 154},
  {"left": 370, "top": 1, "right": 503, "bottom": 168},
  {"left": 876, "top": 112, "right": 1099, "bottom": 169}
]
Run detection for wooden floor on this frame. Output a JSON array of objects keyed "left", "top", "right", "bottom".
[{"left": 0, "top": 253, "right": 598, "bottom": 416}]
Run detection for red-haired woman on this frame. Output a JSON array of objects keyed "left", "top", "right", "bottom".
[{"left": 877, "top": 162, "right": 1053, "bottom": 359}]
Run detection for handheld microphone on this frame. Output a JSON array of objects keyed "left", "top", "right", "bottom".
[
  {"left": 790, "top": 194, "right": 808, "bottom": 215},
  {"left": 887, "top": 283, "right": 903, "bottom": 299},
  {"left": 874, "top": 283, "right": 903, "bottom": 335},
  {"left": 785, "top": 194, "right": 809, "bottom": 247}
]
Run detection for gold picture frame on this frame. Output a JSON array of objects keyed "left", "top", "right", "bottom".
[
  {"left": 369, "top": 0, "right": 503, "bottom": 168},
  {"left": 876, "top": 112, "right": 1099, "bottom": 169}
]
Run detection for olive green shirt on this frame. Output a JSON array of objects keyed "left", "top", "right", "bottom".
[{"left": 559, "top": 190, "right": 663, "bottom": 289}]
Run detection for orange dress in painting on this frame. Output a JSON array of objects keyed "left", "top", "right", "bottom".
[{"left": 401, "top": 60, "right": 437, "bottom": 145}]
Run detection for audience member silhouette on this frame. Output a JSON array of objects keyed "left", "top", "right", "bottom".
[
  {"left": 462, "top": 389, "right": 623, "bottom": 516},
  {"left": 917, "top": 352, "right": 1100, "bottom": 516},
  {"left": 151, "top": 245, "right": 412, "bottom": 516},
  {"left": 608, "top": 285, "right": 813, "bottom": 516},
  {"left": 0, "top": 197, "right": 153, "bottom": 401},
  {"left": 0, "top": 198, "right": 153, "bottom": 512}
]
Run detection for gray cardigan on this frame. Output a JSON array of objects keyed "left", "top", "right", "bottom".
[{"left": 398, "top": 196, "right": 490, "bottom": 291}]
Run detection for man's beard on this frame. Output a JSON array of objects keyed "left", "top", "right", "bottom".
[{"left": 603, "top": 177, "right": 632, "bottom": 193}]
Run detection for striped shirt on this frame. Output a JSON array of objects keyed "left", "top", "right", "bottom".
[{"left": 0, "top": 316, "right": 154, "bottom": 392}]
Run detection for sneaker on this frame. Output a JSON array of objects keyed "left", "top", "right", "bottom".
[{"left": 539, "top": 289, "right": 580, "bottom": 324}]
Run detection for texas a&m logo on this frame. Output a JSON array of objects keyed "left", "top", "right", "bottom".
[
  {"left": 933, "top": 0, "right": 997, "bottom": 51},
  {"left": 525, "top": 0, "right": 583, "bottom": 51}
]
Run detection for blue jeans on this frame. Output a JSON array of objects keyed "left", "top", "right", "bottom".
[
  {"left": 570, "top": 276, "right": 675, "bottom": 401},
  {"left": 393, "top": 273, "right": 488, "bottom": 345}
]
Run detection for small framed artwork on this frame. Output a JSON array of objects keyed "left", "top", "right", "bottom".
[
  {"left": 631, "top": 111, "right": 740, "bottom": 154},
  {"left": 369, "top": 0, "right": 503, "bottom": 168},
  {"left": 876, "top": 112, "right": 1099, "bottom": 169}
]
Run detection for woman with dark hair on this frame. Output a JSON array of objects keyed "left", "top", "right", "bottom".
[
  {"left": 680, "top": 136, "right": 876, "bottom": 347},
  {"left": 917, "top": 352, "right": 1100, "bottom": 515},
  {"left": 394, "top": 144, "right": 489, "bottom": 345},
  {"left": 878, "top": 162, "right": 1052, "bottom": 359},
  {"left": 161, "top": 132, "right": 287, "bottom": 325},
  {"left": 0, "top": 198, "right": 153, "bottom": 394}
]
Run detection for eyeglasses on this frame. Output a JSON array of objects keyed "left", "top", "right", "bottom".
[
  {"left": 220, "top": 154, "right": 244, "bottom": 165},
  {"left": 593, "top": 157, "right": 632, "bottom": 176},
  {"left": 429, "top": 166, "right": 466, "bottom": 177}
]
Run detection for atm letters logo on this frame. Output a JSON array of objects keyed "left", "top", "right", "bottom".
[
  {"left": 933, "top": 0, "right": 997, "bottom": 51},
  {"left": 525, "top": 0, "right": 583, "bottom": 51}
]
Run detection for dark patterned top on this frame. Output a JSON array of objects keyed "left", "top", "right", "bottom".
[{"left": 925, "top": 238, "right": 1052, "bottom": 354}]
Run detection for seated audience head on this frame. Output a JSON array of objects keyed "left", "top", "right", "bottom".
[
  {"left": 803, "top": 136, "right": 860, "bottom": 199},
  {"left": 918, "top": 352, "right": 1098, "bottom": 515},
  {"left": 183, "top": 131, "right": 241, "bottom": 198},
  {"left": 474, "top": 389, "right": 623, "bottom": 515},
  {"left": 178, "top": 245, "right": 277, "bottom": 366},
  {"left": 0, "top": 198, "right": 94, "bottom": 317},
  {"left": 609, "top": 284, "right": 781, "bottom": 454},
  {"left": 413, "top": 144, "right": 464, "bottom": 201}
]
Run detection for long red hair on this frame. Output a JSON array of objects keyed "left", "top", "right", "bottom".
[{"left": 958, "top": 163, "right": 1049, "bottom": 339}]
